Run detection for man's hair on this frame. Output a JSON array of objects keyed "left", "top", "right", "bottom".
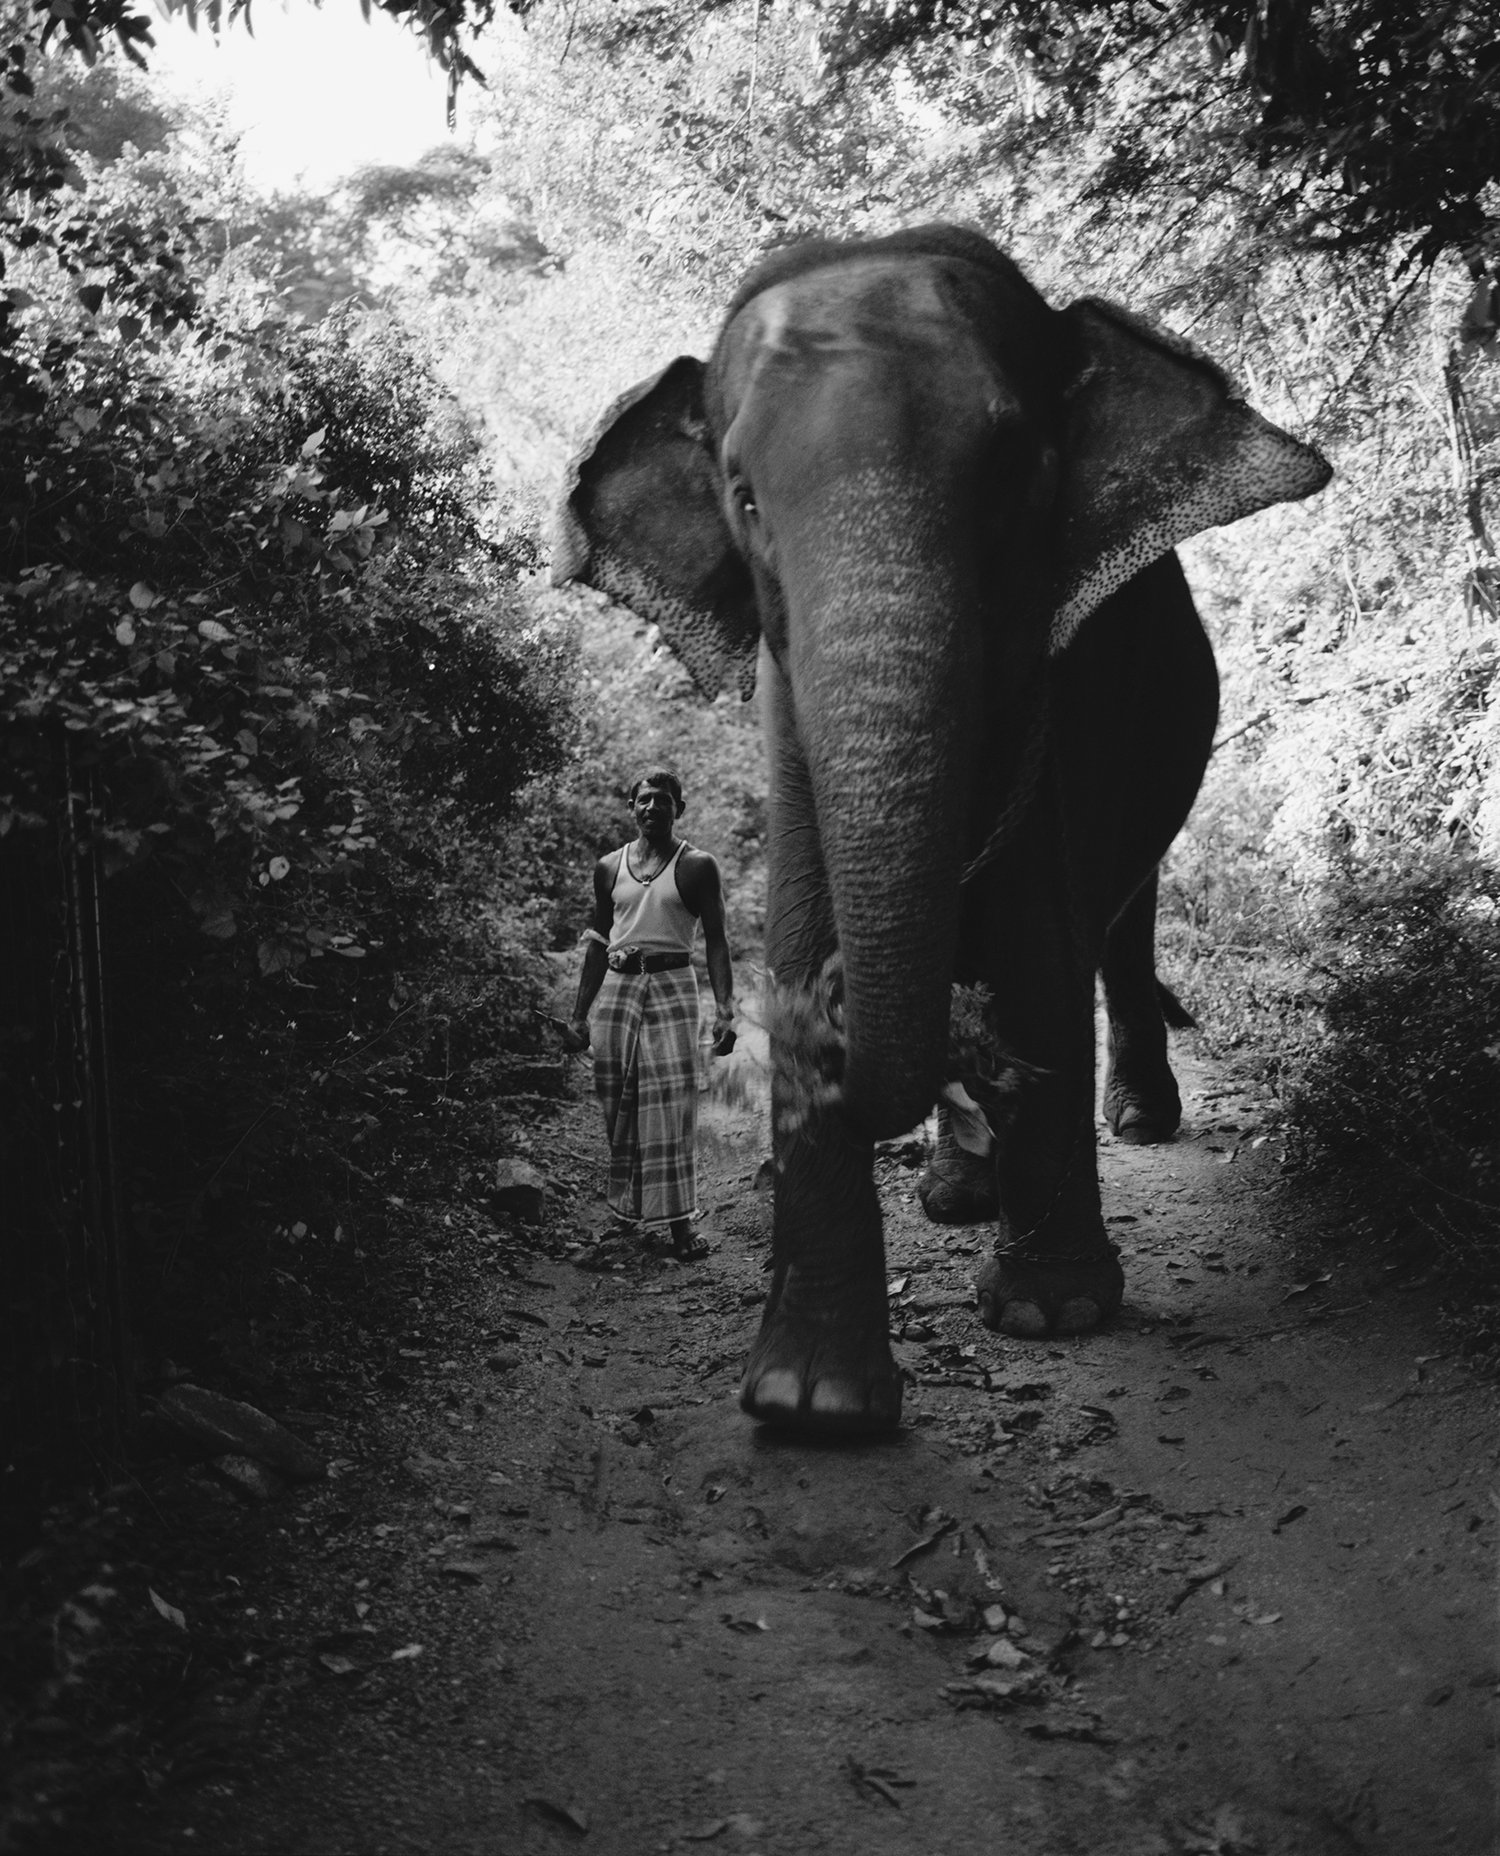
[{"left": 628, "top": 768, "right": 685, "bottom": 817}]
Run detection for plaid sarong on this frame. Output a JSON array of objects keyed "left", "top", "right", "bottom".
[{"left": 591, "top": 965, "right": 700, "bottom": 1227}]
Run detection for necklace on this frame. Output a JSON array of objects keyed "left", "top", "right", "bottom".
[{"left": 630, "top": 840, "right": 674, "bottom": 884}]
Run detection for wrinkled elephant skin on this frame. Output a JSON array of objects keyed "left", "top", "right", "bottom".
[{"left": 554, "top": 226, "right": 1330, "bottom": 1439}]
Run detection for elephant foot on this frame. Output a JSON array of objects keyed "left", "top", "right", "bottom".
[
  {"left": 975, "top": 1245, "right": 1123, "bottom": 1338},
  {"left": 1102, "top": 1075, "right": 1182, "bottom": 1145},
  {"left": 917, "top": 1162, "right": 998, "bottom": 1225},
  {"left": 739, "top": 1269, "right": 902, "bottom": 1438}
]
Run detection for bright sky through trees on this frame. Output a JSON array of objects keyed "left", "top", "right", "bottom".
[{"left": 146, "top": 0, "right": 453, "bottom": 189}]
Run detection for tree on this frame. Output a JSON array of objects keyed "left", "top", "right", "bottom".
[
  {"left": 12, "top": 0, "right": 494, "bottom": 110},
  {"left": 822, "top": 0, "right": 1500, "bottom": 279}
]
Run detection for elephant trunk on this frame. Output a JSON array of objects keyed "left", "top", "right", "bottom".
[{"left": 789, "top": 512, "right": 980, "bottom": 1142}]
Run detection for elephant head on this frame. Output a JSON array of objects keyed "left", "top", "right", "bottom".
[{"left": 553, "top": 226, "right": 1328, "bottom": 1142}]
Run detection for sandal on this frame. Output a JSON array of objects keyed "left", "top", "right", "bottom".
[{"left": 670, "top": 1223, "right": 711, "bottom": 1263}]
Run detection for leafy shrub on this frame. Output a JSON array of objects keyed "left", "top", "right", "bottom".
[
  {"left": 1, "top": 117, "right": 578, "bottom": 1344},
  {"left": 1284, "top": 858, "right": 1500, "bottom": 1257}
]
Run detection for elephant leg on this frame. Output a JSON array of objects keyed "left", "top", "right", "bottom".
[
  {"left": 917, "top": 1101, "right": 1000, "bottom": 1223},
  {"left": 1100, "top": 869, "right": 1185, "bottom": 1143},
  {"left": 973, "top": 831, "right": 1122, "bottom": 1338},
  {"left": 739, "top": 651, "right": 901, "bottom": 1435},
  {"left": 975, "top": 1078, "right": 1123, "bottom": 1338},
  {"left": 741, "top": 1105, "right": 902, "bottom": 1433}
]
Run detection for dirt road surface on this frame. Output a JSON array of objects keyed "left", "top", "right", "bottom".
[{"left": 47, "top": 1023, "right": 1498, "bottom": 1856}]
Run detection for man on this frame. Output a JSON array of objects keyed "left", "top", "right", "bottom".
[{"left": 563, "top": 770, "right": 736, "bottom": 1261}]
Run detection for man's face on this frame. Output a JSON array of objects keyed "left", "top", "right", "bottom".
[{"left": 632, "top": 782, "right": 677, "bottom": 840}]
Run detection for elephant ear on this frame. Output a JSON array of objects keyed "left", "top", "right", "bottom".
[
  {"left": 1050, "top": 299, "right": 1331, "bottom": 653},
  {"left": 551, "top": 356, "right": 759, "bottom": 702}
]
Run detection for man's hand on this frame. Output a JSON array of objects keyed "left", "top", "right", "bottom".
[
  {"left": 710, "top": 1009, "right": 736, "bottom": 1057},
  {"left": 561, "top": 1016, "right": 590, "bottom": 1055}
]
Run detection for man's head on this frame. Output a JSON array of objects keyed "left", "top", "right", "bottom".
[{"left": 628, "top": 769, "right": 685, "bottom": 819}]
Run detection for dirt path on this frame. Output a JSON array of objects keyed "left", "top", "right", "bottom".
[{"left": 82, "top": 1028, "right": 1496, "bottom": 1856}]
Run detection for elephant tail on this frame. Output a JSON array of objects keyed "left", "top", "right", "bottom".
[{"left": 1156, "top": 980, "right": 1197, "bottom": 1031}]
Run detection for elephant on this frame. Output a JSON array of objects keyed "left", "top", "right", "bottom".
[{"left": 552, "top": 225, "right": 1329, "bottom": 1439}]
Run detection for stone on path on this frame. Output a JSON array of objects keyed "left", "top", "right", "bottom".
[
  {"left": 157, "top": 1383, "right": 327, "bottom": 1481},
  {"left": 492, "top": 1159, "right": 549, "bottom": 1223},
  {"left": 211, "top": 1454, "right": 287, "bottom": 1502}
]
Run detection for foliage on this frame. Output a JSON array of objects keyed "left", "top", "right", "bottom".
[
  {"left": 820, "top": 0, "right": 1500, "bottom": 274},
  {"left": 1, "top": 89, "right": 577, "bottom": 1362},
  {"left": 1, "top": 267, "right": 570, "bottom": 954},
  {"left": 1276, "top": 861, "right": 1500, "bottom": 1335},
  {"left": 7, "top": 0, "right": 495, "bottom": 108},
  {"left": 766, "top": 952, "right": 844, "bottom": 1136},
  {"left": 1288, "top": 860, "right": 1500, "bottom": 1166}
]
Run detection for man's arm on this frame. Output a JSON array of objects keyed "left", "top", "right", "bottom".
[
  {"left": 681, "top": 851, "right": 736, "bottom": 1056},
  {"left": 562, "top": 857, "right": 614, "bottom": 1052}
]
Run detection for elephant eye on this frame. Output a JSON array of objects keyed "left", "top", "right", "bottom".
[{"left": 732, "top": 480, "right": 758, "bottom": 518}]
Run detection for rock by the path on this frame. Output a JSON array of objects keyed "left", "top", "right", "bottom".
[
  {"left": 156, "top": 1384, "right": 327, "bottom": 1481},
  {"left": 210, "top": 1454, "right": 287, "bottom": 1502},
  {"left": 492, "top": 1159, "right": 549, "bottom": 1223}
]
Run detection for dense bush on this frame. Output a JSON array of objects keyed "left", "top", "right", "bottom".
[
  {"left": 1, "top": 110, "right": 578, "bottom": 1337},
  {"left": 1279, "top": 860, "right": 1500, "bottom": 1343},
  {"left": 1287, "top": 860, "right": 1500, "bottom": 1176}
]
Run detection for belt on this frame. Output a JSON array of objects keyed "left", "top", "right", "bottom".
[{"left": 606, "top": 948, "right": 691, "bottom": 975}]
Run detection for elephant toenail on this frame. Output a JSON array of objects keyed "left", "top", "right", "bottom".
[
  {"left": 809, "top": 1379, "right": 863, "bottom": 1416},
  {"left": 742, "top": 1369, "right": 804, "bottom": 1417},
  {"left": 1055, "top": 1296, "right": 1103, "bottom": 1333},
  {"left": 998, "top": 1301, "right": 1049, "bottom": 1337}
]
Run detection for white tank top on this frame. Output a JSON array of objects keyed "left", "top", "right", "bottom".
[{"left": 609, "top": 842, "right": 698, "bottom": 953}]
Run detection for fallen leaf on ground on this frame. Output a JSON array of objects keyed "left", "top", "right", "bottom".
[
  {"left": 390, "top": 1643, "right": 423, "bottom": 1660},
  {"left": 942, "top": 1672, "right": 1044, "bottom": 1708},
  {"left": 1179, "top": 1802, "right": 1262, "bottom": 1853},
  {"left": 523, "top": 1796, "right": 589, "bottom": 1834},
  {"left": 148, "top": 1589, "right": 187, "bottom": 1631},
  {"left": 1077, "top": 1504, "right": 1123, "bottom": 1531},
  {"left": 1022, "top": 1716, "right": 1116, "bottom": 1745},
  {"left": 846, "top": 1757, "right": 914, "bottom": 1807},
  {"left": 890, "top": 1513, "right": 957, "bottom": 1568},
  {"left": 1166, "top": 1560, "right": 1238, "bottom": 1613}
]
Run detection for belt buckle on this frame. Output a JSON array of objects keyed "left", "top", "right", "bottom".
[{"left": 608, "top": 945, "right": 642, "bottom": 974}]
